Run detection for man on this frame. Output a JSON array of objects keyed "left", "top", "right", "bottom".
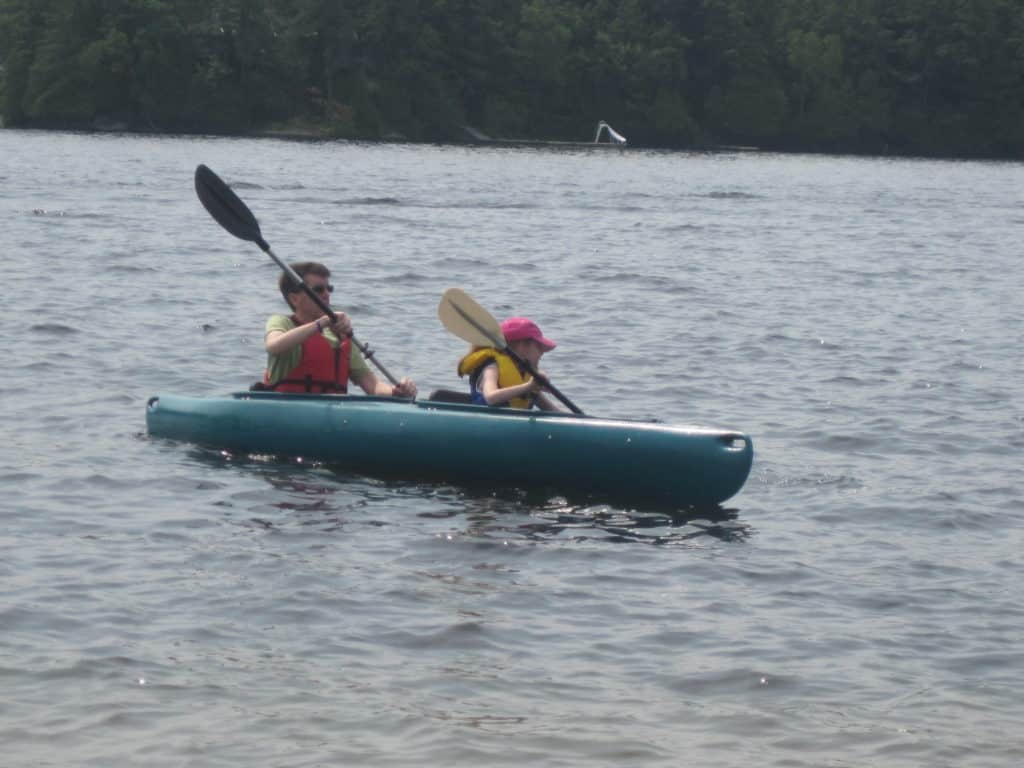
[{"left": 262, "top": 261, "right": 417, "bottom": 397}]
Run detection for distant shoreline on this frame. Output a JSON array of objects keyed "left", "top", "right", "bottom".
[{"left": 5, "top": 123, "right": 1021, "bottom": 162}]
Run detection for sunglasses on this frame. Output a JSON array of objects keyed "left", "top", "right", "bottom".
[{"left": 308, "top": 283, "right": 334, "bottom": 295}]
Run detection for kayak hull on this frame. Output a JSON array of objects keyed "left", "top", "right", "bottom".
[{"left": 146, "top": 393, "right": 753, "bottom": 506}]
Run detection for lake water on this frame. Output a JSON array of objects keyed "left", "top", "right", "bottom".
[{"left": 1, "top": 129, "right": 1022, "bottom": 767}]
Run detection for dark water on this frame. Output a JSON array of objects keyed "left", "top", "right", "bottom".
[{"left": 2, "top": 129, "right": 1022, "bottom": 767}]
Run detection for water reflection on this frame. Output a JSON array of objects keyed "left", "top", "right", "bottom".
[
  {"left": 440, "top": 487, "right": 750, "bottom": 545},
  {"left": 183, "top": 447, "right": 357, "bottom": 531},
  {"left": 404, "top": 480, "right": 750, "bottom": 544},
  {"left": 518, "top": 503, "right": 750, "bottom": 545},
  {"left": 181, "top": 445, "right": 750, "bottom": 544}
]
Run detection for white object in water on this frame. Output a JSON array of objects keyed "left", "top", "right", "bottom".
[{"left": 594, "top": 121, "right": 627, "bottom": 145}]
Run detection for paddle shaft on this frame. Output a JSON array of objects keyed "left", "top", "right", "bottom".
[{"left": 449, "top": 300, "right": 583, "bottom": 415}]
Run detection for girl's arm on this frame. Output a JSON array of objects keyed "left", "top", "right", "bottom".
[{"left": 478, "top": 363, "right": 538, "bottom": 405}]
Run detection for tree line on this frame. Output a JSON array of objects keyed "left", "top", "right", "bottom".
[{"left": 2, "top": 0, "right": 1022, "bottom": 158}]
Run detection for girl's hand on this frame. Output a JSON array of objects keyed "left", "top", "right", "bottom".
[
  {"left": 523, "top": 376, "right": 542, "bottom": 394},
  {"left": 530, "top": 370, "right": 551, "bottom": 391}
]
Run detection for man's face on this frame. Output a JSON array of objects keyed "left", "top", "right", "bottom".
[{"left": 292, "top": 275, "right": 333, "bottom": 313}]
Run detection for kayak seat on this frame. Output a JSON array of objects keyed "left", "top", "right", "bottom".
[{"left": 428, "top": 389, "right": 474, "bottom": 404}]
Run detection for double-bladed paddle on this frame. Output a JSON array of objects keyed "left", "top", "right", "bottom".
[
  {"left": 438, "top": 288, "right": 584, "bottom": 414},
  {"left": 193, "top": 164, "right": 400, "bottom": 387}
]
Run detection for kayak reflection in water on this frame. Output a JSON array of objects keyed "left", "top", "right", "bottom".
[
  {"left": 457, "top": 317, "right": 561, "bottom": 410},
  {"left": 259, "top": 261, "right": 418, "bottom": 398}
]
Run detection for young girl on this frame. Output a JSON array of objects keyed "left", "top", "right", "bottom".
[{"left": 457, "top": 317, "right": 560, "bottom": 410}]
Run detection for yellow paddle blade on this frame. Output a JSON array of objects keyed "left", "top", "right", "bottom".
[{"left": 438, "top": 288, "right": 507, "bottom": 348}]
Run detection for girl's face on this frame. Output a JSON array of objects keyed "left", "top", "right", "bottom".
[{"left": 510, "top": 338, "right": 546, "bottom": 368}]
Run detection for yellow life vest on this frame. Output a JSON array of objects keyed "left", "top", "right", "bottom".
[{"left": 457, "top": 348, "right": 534, "bottom": 409}]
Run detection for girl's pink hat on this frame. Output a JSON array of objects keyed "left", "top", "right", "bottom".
[{"left": 501, "top": 317, "right": 556, "bottom": 350}]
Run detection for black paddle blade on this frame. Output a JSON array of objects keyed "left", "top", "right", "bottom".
[{"left": 194, "top": 164, "right": 269, "bottom": 250}]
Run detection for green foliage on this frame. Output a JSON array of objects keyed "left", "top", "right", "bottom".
[{"left": 0, "top": 0, "right": 1021, "bottom": 157}]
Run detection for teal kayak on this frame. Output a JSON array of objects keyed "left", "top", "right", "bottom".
[{"left": 146, "top": 392, "right": 753, "bottom": 506}]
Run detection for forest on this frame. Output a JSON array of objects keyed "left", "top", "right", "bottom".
[{"left": 1, "top": 0, "right": 1022, "bottom": 158}]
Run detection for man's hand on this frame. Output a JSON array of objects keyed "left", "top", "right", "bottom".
[{"left": 392, "top": 378, "right": 417, "bottom": 399}]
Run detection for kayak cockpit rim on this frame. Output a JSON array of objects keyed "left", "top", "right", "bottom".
[{"left": 148, "top": 392, "right": 751, "bottom": 437}]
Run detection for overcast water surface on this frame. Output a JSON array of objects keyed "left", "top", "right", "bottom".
[{"left": 1, "top": 129, "right": 1022, "bottom": 767}]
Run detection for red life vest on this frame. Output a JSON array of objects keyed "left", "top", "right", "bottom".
[{"left": 264, "top": 317, "right": 351, "bottom": 394}]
